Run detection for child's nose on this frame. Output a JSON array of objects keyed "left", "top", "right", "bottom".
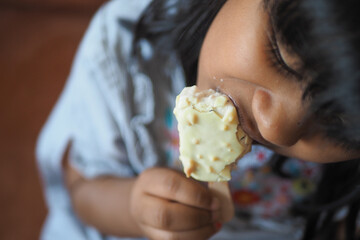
[{"left": 251, "top": 88, "right": 307, "bottom": 146}]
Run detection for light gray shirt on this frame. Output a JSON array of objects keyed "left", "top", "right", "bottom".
[{"left": 37, "top": 0, "right": 185, "bottom": 239}]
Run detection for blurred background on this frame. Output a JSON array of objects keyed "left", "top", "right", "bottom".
[{"left": 0, "top": 0, "right": 105, "bottom": 239}]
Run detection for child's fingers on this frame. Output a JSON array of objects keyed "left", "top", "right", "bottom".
[
  {"left": 140, "top": 222, "right": 217, "bottom": 240},
  {"left": 137, "top": 193, "right": 220, "bottom": 231},
  {"left": 140, "top": 168, "right": 219, "bottom": 211}
]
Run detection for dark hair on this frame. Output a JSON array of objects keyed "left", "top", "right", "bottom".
[
  {"left": 131, "top": 0, "right": 226, "bottom": 86},
  {"left": 129, "top": 0, "right": 360, "bottom": 239}
]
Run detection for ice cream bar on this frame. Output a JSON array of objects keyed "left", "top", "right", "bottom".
[{"left": 173, "top": 86, "right": 252, "bottom": 182}]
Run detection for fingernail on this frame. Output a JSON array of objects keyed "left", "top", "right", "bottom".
[
  {"left": 214, "top": 222, "right": 222, "bottom": 231},
  {"left": 211, "top": 197, "right": 220, "bottom": 210}
]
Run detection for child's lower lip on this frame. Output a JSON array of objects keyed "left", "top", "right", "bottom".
[{"left": 215, "top": 86, "right": 271, "bottom": 147}]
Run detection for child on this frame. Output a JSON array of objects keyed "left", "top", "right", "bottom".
[{"left": 36, "top": 0, "right": 360, "bottom": 239}]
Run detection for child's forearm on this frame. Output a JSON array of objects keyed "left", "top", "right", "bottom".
[{"left": 64, "top": 160, "right": 143, "bottom": 237}]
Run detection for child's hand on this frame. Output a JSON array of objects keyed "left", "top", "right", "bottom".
[{"left": 130, "top": 167, "right": 221, "bottom": 240}]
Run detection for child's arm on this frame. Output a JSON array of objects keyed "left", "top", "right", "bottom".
[
  {"left": 64, "top": 159, "right": 140, "bottom": 237},
  {"left": 63, "top": 150, "right": 221, "bottom": 239}
]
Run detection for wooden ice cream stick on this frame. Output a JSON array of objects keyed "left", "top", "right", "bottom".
[{"left": 208, "top": 181, "right": 234, "bottom": 223}]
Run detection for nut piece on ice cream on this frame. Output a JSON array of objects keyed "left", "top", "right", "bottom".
[{"left": 173, "top": 86, "right": 252, "bottom": 182}]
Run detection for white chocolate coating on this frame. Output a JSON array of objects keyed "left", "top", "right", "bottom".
[{"left": 173, "top": 86, "right": 252, "bottom": 182}]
